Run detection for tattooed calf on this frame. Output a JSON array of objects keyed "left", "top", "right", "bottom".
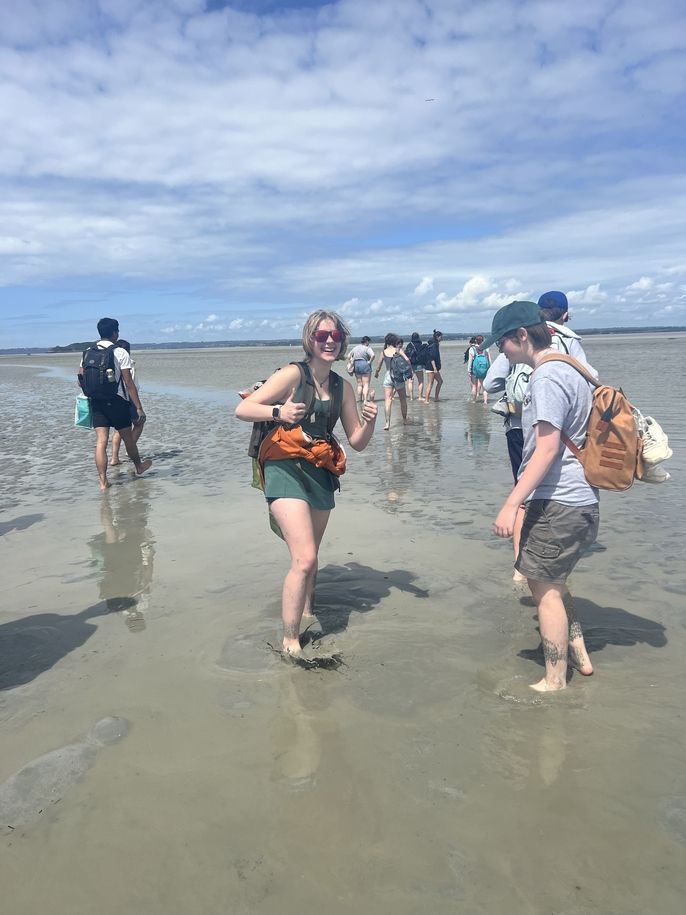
[{"left": 542, "top": 637, "right": 566, "bottom": 665}]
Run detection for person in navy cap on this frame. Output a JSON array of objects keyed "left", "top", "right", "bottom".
[{"left": 537, "top": 291, "right": 595, "bottom": 372}]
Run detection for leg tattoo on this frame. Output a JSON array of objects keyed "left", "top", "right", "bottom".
[{"left": 541, "top": 637, "right": 565, "bottom": 665}]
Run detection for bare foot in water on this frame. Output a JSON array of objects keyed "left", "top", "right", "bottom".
[
  {"left": 530, "top": 676, "right": 566, "bottom": 692},
  {"left": 568, "top": 644, "right": 593, "bottom": 676},
  {"left": 99, "top": 478, "right": 111, "bottom": 492},
  {"left": 512, "top": 569, "right": 527, "bottom": 583},
  {"left": 383, "top": 424, "right": 390, "bottom": 431},
  {"left": 282, "top": 639, "right": 303, "bottom": 658},
  {"left": 110, "top": 460, "right": 122, "bottom": 466},
  {"left": 135, "top": 459, "right": 152, "bottom": 476}
]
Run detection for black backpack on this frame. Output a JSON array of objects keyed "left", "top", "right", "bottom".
[
  {"left": 79, "top": 344, "right": 120, "bottom": 399},
  {"left": 405, "top": 341, "right": 418, "bottom": 366},
  {"left": 247, "top": 362, "right": 343, "bottom": 459}
]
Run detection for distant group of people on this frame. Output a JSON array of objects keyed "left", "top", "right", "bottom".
[
  {"left": 82, "top": 290, "right": 605, "bottom": 693},
  {"left": 344, "top": 330, "right": 444, "bottom": 430}
]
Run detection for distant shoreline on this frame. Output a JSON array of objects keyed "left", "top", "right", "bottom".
[{"left": 2, "top": 325, "right": 685, "bottom": 356}]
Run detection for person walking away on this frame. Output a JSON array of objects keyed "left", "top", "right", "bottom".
[
  {"left": 79, "top": 318, "right": 151, "bottom": 491},
  {"left": 235, "top": 310, "right": 377, "bottom": 656},
  {"left": 422, "top": 330, "right": 444, "bottom": 402},
  {"left": 473, "top": 336, "right": 492, "bottom": 403},
  {"left": 110, "top": 340, "right": 144, "bottom": 466},
  {"left": 468, "top": 335, "right": 490, "bottom": 402},
  {"left": 404, "top": 331, "right": 425, "bottom": 400},
  {"left": 347, "top": 336, "right": 375, "bottom": 402},
  {"left": 488, "top": 301, "right": 598, "bottom": 692},
  {"left": 538, "top": 291, "right": 596, "bottom": 372},
  {"left": 483, "top": 351, "right": 527, "bottom": 582},
  {"left": 375, "top": 333, "right": 411, "bottom": 430}
]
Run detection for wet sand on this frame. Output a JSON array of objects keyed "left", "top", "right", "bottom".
[{"left": 1, "top": 339, "right": 686, "bottom": 913}]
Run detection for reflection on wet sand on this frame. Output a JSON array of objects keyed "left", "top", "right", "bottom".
[
  {"left": 87, "top": 488, "right": 155, "bottom": 632},
  {"left": 464, "top": 401, "right": 491, "bottom": 459}
]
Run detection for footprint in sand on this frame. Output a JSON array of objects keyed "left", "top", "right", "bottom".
[{"left": 0, "top": 716, "right": 129, "bottom": 832}]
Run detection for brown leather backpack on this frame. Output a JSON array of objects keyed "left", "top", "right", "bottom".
[{"left": 537, "top": 354, "right": 644, "bottom": 491}]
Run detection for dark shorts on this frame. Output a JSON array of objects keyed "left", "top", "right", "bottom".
[
  {"left": 515, "top": 499, "right": 600, "bottom": 584},
  {"left": 506, "top": 427, "right": 523, "bottom": 482},
  {"left": 91, "top": 396, "right": 133, "bottom": 431}
]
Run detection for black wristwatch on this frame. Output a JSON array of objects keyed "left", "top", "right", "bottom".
[{"left": 272, "top": 406, "right": 281, "bottom": 420}]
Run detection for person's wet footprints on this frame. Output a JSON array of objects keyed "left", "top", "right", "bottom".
[{"left": 0, "top": 716, "right": 129, "bottom": 833}]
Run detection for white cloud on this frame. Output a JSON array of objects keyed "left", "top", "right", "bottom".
[
  {"left": 1, "top": 0, "right": 685, "bottom": 345},
  {"left": 414, "top": 276, "right": 433, "bottom": 296},
  {"left": 567, "top": 284, "right": 608, "bottom": 305},
  {"left": 626, "top": 276, "right": 653, "bottom": 292}
]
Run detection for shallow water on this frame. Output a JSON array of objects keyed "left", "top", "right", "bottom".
[{"left": 1, "top": 335, "right": 685, "bottom": 914}]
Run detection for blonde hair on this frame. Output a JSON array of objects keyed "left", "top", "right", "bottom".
[{"left": 301, "top": 310, "right": 350, "bottom": 360}]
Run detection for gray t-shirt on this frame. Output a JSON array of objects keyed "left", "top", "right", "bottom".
[
  {"left": 349, "top": 344, "right": 374, "bottom": 364},
  {"left": 520, "top": 360, "right": 598, "bottom": 505}
]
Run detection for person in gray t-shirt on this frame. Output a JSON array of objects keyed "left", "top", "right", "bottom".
[{"left": 485, "top": 301, "right": 600, "bottom": 694}]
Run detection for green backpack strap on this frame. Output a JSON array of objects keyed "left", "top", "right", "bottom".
[
  {"left": 291, "top": 361, "right": 342, "bottom": 436},
  {"left": 327, "top": 372, "right": 343, "bottom": 436},
  {"left": 292, "top": 361, "right": 316, "bottom": 418}
]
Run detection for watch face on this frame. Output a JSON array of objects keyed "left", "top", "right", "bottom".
[{"left": 272, "top": 406, "right": 280, "bottom": 419}]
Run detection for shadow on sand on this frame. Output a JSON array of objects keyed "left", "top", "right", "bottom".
[
  {"left": 0, "top": 600, "right": 135, "bottom": 692},
  {"left": 518, "top": 596, "right": 667, "bottom": 669},
  {"left": 304, "top": 560, "right": 429, "bottom": 643},
  {"left": 0, "top": 513, "right": 45, "bottom": 536}
]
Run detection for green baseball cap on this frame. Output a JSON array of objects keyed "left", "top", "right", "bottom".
[{"left": 482, "top": 300, "right": 543, "bottom": 349}]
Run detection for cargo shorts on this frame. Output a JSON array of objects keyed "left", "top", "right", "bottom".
[{"left": 515, "top": 499, "right": 600, "bottom": 584}]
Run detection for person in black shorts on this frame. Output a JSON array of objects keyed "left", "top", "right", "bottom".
[{"left": 80, "top": 318, "right": 152, "bottom": 491}]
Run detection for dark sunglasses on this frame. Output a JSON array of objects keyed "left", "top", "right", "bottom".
[
  {"left": 312, "top": 329, "right": 344, "bottom": 343},
  {"left": 497, "top": 331, "right": 518, "bottom": 349}
]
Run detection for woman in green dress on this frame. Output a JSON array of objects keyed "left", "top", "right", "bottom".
[{"left": 235, "top": 310, "right": 378, "bottom": 656}]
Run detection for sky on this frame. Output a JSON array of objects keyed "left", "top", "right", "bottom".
[{"left": 1, "top": 0, "right": 685, "bottom": 347}]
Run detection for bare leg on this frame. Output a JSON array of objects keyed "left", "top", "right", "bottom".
[
  {"left": 423, "top": 371, "right": 434, "bottom": 402},
  {"left": 268, "top": 499, "right": 330, "bottom": 653},
  {"left": 111, "top": 422, "right": 140, "bottom": 464},
  {"left": 397, "top": 388, "right": 408, "bottom": 423},
  {"left": 528, "top": 580, "right": 569, "bottom": 691},
  {"left": 94, "top": 427, "right": 111, "bottom": 491},
  {"left": 433, "top": 370, "right": 443, "bottom": 401},
  {"left": 470, "top": 377, "right": 477, "bottom": 401},
  {"left": 111, "top": 429, "right": 123, "bottom": 465},
  {"left": 383, "top": 387, "right": 393, "bottom": 430},
  {"left": 356, "top": 376, "right": 364, "bottom": 402},
  {"left": 512, "top": 505, "right": 526, "bottom": 581},
  {"left": 564, "top": 590, "right": 593, "bottom": 675},
  {"left": 416, "top": 370, "right": 424, "bottom": 400},
  {"left": 360, "top": 374, "right": 370, "bottom": 401},
  {"left": 302, "top": 509, "right": 331, "bottom": 618},
  {"left": 118, "top": 426, "right": 152, "bottom": 476}
]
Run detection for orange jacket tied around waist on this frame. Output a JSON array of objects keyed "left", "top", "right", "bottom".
[{"left": 257, "top": 424, "right": 347, "bottom": 486}]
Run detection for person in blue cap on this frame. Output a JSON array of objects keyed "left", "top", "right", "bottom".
[
  {"left": 538, "top": 291, "right": 595, "bottom": 371},
  {"left": 487, "top": 301, "right": 599, "bottom": 693}
]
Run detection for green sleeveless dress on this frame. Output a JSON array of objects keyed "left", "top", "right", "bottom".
[{"left": 263, "top": 396, "right": 338, "bottom": 510}]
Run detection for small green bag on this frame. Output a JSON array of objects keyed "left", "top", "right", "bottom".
[{"left": 74, "top": 394, "right": 93, "bottom": 429}]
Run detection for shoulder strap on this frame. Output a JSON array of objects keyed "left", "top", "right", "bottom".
[
  {"left": 292, "top": 361, "right": 316, "bottom": 415},
  {"left": 536, "top": 353, "right": 598, "bottom": 387},
  {"left": 327, "top": 372, "right": 343, "bottom": 435},
  {"left": 537, "top": 354, "right": 598, "bottom": 459}
]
